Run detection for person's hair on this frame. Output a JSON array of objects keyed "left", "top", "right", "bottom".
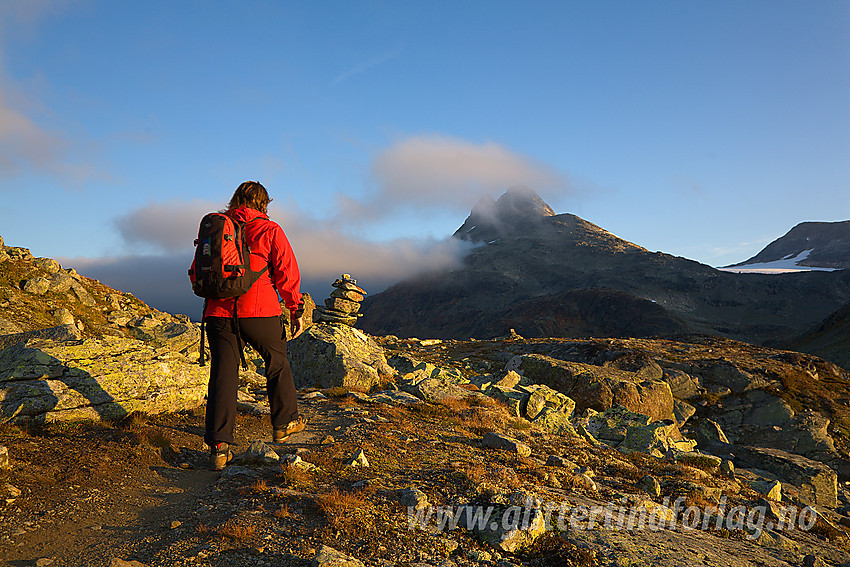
[{"left": 228, "top": 181, "right": 271, "bottom": 213}]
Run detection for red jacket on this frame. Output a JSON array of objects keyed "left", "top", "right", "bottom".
[{"left": 201, "top": 206, "right": 303, "bottom": 319}]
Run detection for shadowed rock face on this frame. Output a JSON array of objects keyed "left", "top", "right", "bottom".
[
  {"left": 361, "top": 188, "right": 850, "bottom": 345},
  {"left": 787, "top": 301, "right": 850, "bottom": 370}
]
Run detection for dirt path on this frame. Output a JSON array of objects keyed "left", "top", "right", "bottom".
[{"left": 0, "top": 399, "right": 337, "bottom": 567}]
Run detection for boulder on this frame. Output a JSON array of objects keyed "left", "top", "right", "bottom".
[
  {"left": 585, "top": 406, "right": 652, "bottom": 445},
  {"left": 660, "top": 367, "right": 702, "bottom": 400},
  {"left": 312, "top": 545, "right": 365, "bottom": 567},
  {"left": 0, "top": 325, "right": 82, "bottom": 350},
  {"left": 694, "top": 418, "right": 730, "bottom": 447},
  {"left": 733, "top": 445, "right": 838, "bottom": 508},
  {"left": 401, "top": 377, "right": 477, "bottom": 404},
  {"left": 743, "top": 391, "right": 795, "bottom": 426},
  {"left": 288, "top": 323, "right": 393, "bottom": 391},
  {"left": 469, "top": 502, "right": 546, "bottom": 553},
  {"left": 619, "top": 420, "right": 696, "bottom": 458},
  {"left": 691, "top": 360, "right": 778, "bottom": 393},
  {"left": 583, "top": 406, "right": 694, "bottom": 457},
  {"left": 733, "top": 411, "right": 837, "bottom": 461},
  {"left": 638, "top": 474, "right": 662, "bottom": 498},
  {"left": 32, "top": 257, "right": 61, "bottom": 273},
  {"left": 518, "top": 383, "right": 575, "bottom": 420},
  {"left": 482, "top": 432, "right": 531, "bottom": 457},
  {"left": 601, "top": 350, "right": 664, "bottom": 381},
  {"left": 513, "top": 354, "right": 674, "bottom": 421},
  {"left": 246, "top": 440, "right": 280, "bottom": 463},
  {"left": 672, "top": 399, "right": 696, "bottom": 427},
  {"left": 0, "top": 336, "right": 208, "bottom": 422},
  {"left": 22, "top": 277, "right": 50, "bottom": 295},
  {"left": 531, "top": 406, "right": 579, "bottom": 437}
]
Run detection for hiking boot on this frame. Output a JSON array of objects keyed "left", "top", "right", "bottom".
[
  {"left": 273, "top": 415, "right": 307, "bottom": 442},
  {"left": 210, "top": 442, "right": 232, "bottom": 471}
]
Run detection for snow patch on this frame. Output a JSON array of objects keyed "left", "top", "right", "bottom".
[{"left": 718, "top": 249, "right": 838, "bottom": 274}]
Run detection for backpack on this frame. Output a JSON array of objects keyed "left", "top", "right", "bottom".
[{"left": 188, "top": 212, "right": 268, "bottom": 367}]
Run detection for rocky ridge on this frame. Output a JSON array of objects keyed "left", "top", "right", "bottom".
[{"left": 2, "top": 235, "right": 850, "bottom": 565}]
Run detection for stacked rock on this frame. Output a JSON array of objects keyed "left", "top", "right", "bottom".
[{"left": 313, "top": 274, "right": 366, "bottom": 326}]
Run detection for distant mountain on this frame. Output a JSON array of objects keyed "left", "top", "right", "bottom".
[
  {"left": 359, "top": 187, "right": 850, "bottom": 344},
  {"left": 724, "top": 220, "right": 850, "bottom": 272}
]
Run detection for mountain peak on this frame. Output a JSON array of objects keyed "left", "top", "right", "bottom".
[
  {"left": 454, "top": 186, "right": 556, "bottom": 242},
  {"left": 493, "top": 185, "right": 556, "bottom": 217}
]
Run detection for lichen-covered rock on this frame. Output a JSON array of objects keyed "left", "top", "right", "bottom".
[
  {"left": 512, "top": 354, "right": 674, "bottom": 421},
  {"left": 0, "top": 325, "right": 83, "bottom": 350},
  {"left": 6, "top": 247, "right": 32, "bottom": 260},
  {"left": 585, "top": 406, "right": 653, "bottom": 445},
  {"left": 0, "top": 319, "right": 23, "bottom": 335},
  {"left": 486, "top": 385, "right": 525, "bottom": 417},
  {"left": 734, "top": 411, "right": 837, "bottom": 461},
  {"left": 22, "top": 277, "right": 50, "bottom": 295},
  {"left": 581, "top": 406, "right": 694, "bottom": 457},
  {"left": 389, "top": 355, "right": 467, "bottom": 385},
  {"left": 312, "top": 545, "right": 365, "bottom": 567},
  {"left": 52, "top": 308, "right": 76, "bottom": 326},
  {"left": 288, "top": 323, "right": 393, "bottom": 391},
  {"left": 482, "top": 431, "right": 531, "bottom": 457},
  {"left": 401, "top": 376, "right": 478, "bottom": 404},
  {"left": 619, "top": 419, "right": 695, "bottom": 458},
  {"left": 518, "top": 383, "right": 575, "bottom": 420},
  {"left": 470, "top": 503, "right": 546, "bottom": 553},
  {"left": 32, "top": 257, "right": 61, "bottom": 274},
  {"left": 0, "top": 336, "right": 208, "bottom": 422},
  {"left": 531, "top": 406, "right": 579, "bottom": 437}
]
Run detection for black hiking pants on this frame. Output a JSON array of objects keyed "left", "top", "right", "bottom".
[{"left": 204, "top": 316, "right": 298, "bottom": 447}]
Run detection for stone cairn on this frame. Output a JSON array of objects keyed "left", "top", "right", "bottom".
[{"left": 313, "top": 274, "right": 366, "bottom": 326}]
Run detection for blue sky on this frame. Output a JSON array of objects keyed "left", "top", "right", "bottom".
[{"left": 1, "top": 0, "right": 848, "bottom": 316}]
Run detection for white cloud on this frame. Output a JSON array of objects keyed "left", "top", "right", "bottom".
[
  {"left": 94, "top": 195, "right": 471, "bottom": 316},
  {"left": 77, "top": 135, "right": 568, "bottom": 315},
  {"left": 114, "top": 199, "right": 221, "bottom": 253},
  {"left": 370, "top": 135, "right": 569, "bottom": 212}
]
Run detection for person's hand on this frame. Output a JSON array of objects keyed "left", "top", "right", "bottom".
[{"left": 290, "top": 315, "right": 304, "bottom": 340}]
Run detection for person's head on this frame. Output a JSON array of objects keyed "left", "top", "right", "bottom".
[{"left": 228, "top": 181, "right": 272, "bottom": 213}]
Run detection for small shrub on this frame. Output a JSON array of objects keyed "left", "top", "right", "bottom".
[
  {"left": 143, "top": 431, "right": 172, "bottom": 449},
  {"left": 278, "top": 464, "right": 314, "bottom": 490},
  {"left": 239, "top": 479, "right": 269, "bottom": 496},
  {"left": 274, "top": 504, "right": 293, "bottom": 520},
  {"left": 216, "top": 520, "right": 257, "bottom": 541},
  {"left": 315, "top": 488, "right": 373, "bottom": 534}
]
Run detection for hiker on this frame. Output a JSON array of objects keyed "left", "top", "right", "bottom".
[{"left": 195, "top": 181, "right": 307, "bottom": 470}]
